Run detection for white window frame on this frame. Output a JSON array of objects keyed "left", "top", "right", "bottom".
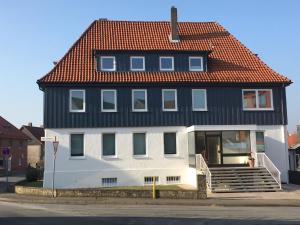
[
  {"left": 101, "top": 90, "right": 117, "bottom": 112},
  {"left": 132, "top": 89, "right": 148, "bottom": 112},
  {"left": 192, "top": 89, "right": 207, "bottom": 111},
  {"left": 69, "top": 133, "right": 85, "bottom": 159},
  {"left": 69, "top": 89, "right": 86, "bottom": 113},
  {"left": 132, "top": 132, "right": 148, "bottom": 158},
  {"left": 130, "top": 56, "right": 145, "bottom": 71},
  {"left": 159, "top": 56, "right": 174, "bottom": 71},
  {"left": 162, "top": 89, "right": 178, "bottom": 112},
  {"left": 102, "top": 133, "right": 117, "bottom": 158},
  {"left": 189, "top": 56, "right": 204, "bottom": 71},
  {"left": 100, "top": 56, "right": 116, "bottom": 71},
  {"left": 242, "top": 89, "right": 274, "bottom": 111}
]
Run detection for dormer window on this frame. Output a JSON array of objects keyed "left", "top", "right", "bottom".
[
  {"left": 160, "top": 57, "right": 174, "bottom": 71},
  {"left": 189, "top": 57, "right": 203, "bottom": 71},
  {"left": 130, "top": 56, "right": 145, "bottom": 71},
  {"left": 100, "top": 56, "right": 116, "bottom": 71}
]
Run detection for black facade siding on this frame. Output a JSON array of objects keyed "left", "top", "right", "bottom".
[
  {"left": 95, "top": 51, "right": 208, "bottom": 72},
  {"left": 44, "top": 86, "right": 287, "bottom": 129}
]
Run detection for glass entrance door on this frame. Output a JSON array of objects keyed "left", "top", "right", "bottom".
[{"left": 207, "top": 135, "right": 221, "bottom": 165}]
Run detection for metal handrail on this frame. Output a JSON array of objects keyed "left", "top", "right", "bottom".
[
  {"left": 196, "top": 154, "right": 212, "bottom": 189},
  {"left": 256, "top": 153, "right": 281, "bottom": 189}
]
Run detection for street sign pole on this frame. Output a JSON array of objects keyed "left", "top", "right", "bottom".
[{"left": 52, "top": 136, "right": 59, "bottom": 198}]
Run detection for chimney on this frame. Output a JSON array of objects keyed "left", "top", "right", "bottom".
[
  {"left": 28, "top": 122, "right": 32, "bottom": 127},
  {"left": 170, "top": 6, "right": 180, "bottom": 43}
]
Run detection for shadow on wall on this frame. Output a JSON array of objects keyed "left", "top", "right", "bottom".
[
  {"left": 264, "top": 135, "right": 288, "bottom": 183},
  {"left": 44, "top": 143, "right": 180, "bottom": 189}
]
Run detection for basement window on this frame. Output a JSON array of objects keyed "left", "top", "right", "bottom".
[
  {"left": 144, "top": 176, "right": 159, "bottom": 185},
  {"left": 166, "top": 176, "right": 181, "bottom": 184},
  {"left": 102, "top": 177, "right": 117, "bottom": 187}
]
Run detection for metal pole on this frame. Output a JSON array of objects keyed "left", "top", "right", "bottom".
[
  {"left": 152, "top": 176, "right": 156, "bottom": 199},
  {"left": 52, "top": 154, "right": 56, "bottom": 197},
  {"left": 5, "top": 156, "right": 8, "bottom": 192}
]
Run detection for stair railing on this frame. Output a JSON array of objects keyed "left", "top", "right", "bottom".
[
  {"left": 256, "top": 153, "right": 281, "bottom": 189},
  {"left": 196, "top": 154, "right": 212, "bottom": 189}
]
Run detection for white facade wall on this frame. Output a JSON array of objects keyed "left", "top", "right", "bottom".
[
  {"left": 44, "top": 125, "right": 289, "bottom": 188},
  {"left": 44, "top": 126, "right": 193, "bottom": 188}
]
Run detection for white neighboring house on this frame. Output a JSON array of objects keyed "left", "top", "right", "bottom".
[{"left": 38, "top": 8, "right": 291, "bottom": 191}]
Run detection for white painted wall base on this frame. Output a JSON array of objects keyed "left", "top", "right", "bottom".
[{"left": 43, "top": 125, "right": 289, "bottom": 188}]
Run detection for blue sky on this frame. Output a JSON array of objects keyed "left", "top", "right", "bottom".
[{"left": 0, "top": 0, "right": 299, "bottom": 132}]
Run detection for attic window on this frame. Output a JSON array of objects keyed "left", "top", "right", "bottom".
[
  {"left": 100, "top": 56, "right": 116, "bottom": 71},
  {"left": 189, "top": 57, "right": 203, "bottom": 71}
]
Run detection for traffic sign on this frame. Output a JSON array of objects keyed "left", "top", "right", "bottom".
[{"left": 41, "top": 137, "right": 56, "bottom": 142}]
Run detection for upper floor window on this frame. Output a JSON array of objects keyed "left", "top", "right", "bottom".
[
  {"left": 130, "top": 56, "right": 145, "bottom": 71},
  {"left": 159, "top": 57, "right": 174, "bottom": 71},
  {"left": 242, "top": 89, "right": 273, "bottom": 110},
  {"left": 192, "top": 89, "right": 207, "bottom": 111},
  {"left": 100, "top": 56, "right": 116, "bottom": 71},
  {"left": 101, "top": 90, "right": 117, "bottom": 112},
  {"left": 162, "top": 89, "right": 177, "bottom": 111},
  {"left": 70, "top": 133, "right": 84, "bottom": 157},
  {"left": 132, "top": 89, "right": 147, "bottom": 112},
  {"left": 69, "top": 90, "right": 85, "bottom": 112},
  {"left": 189, "top": 57, "right": 203, "bottom": 71}
]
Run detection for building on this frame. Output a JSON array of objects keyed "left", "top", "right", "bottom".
[
  {"left": 20, "top": 123, "right": 44, "bottom": 167},
  {"left": 38, "top": 7, "right": 291, "bottom": 191},
  {"left": 0, "top": 116, "right": 28, "bottom": 175},
  {"left": 288, "top": 133, "right": 297, "bottom": 148}
]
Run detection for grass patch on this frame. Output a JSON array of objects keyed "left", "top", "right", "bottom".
[{"left": 17, "top": 180, "right": 43, "bottom": 188}]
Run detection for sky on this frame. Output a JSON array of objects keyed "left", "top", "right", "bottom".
[{"left": 0, "top": 0, "right": 299, "bottom": 132}]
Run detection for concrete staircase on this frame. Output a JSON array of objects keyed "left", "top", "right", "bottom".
[{"left": 210, "top": 167, "right": 281, "bottom": 193}]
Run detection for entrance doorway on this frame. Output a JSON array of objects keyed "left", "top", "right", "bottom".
[{"left": 206, "top": 135, "right": 221, "bottom": 165}]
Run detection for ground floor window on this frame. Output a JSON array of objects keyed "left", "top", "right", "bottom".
[
  {"left": 102, "top": 133, "right": 116, "bottom": 156},
  {"left": 70, "top": 134, "right": 84, "bottom": 157},
  {"left": 164, "top": 132, "right": 177, "bottom": 155},
  {"left": 256, "top": 131, "right": 265, "bottom": 152},
  {"left": 133, "top": 133, "right": 146, "bottom": 156}
]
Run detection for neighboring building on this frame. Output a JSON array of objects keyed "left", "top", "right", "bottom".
[
  {"left": 37, "top": 7, "right": 291, "bottom": 190},
  {"left": 288, "top": 133, "right": 297, "bottom": 148},
  {"left": 297, "top": 125, "right": 300, "bottom": 143},
  {"left": 21, "top": 123, "right": 44, "bottom": 167},
  {"left": 0, "top": 116, "right": 28, "bottom": 175}
]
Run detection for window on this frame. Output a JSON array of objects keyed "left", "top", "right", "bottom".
[
  {"left": 102, "top": 133, "right": 116, "bottom": 157},
  {"left": 102, "top": 178, "right": 117, "bottom": 187},
  {"left": 101, "top": 90, "right": 117, "bottom": 112},
  {"left": 70, "top": 134, "right": 84, "bottom": 157},
  {"left": 69, "top": 90, "right": 85, "bottom": 112},
  {"left": 162, "top": 89, "right": 177, "bottom": 111},
  {"left": 242, "top": 89, "right": 273, "bottom": 110},
  {"left": 100, "top": 56, "right": 116, "bottom": 71},
  {"left": 256, "top": 132, "right": 265, "bottom": 152},
  {"left": 130, "top": 56, "right": 145, "bottom": 71},
  {"left": 166, "top": 176, "right": 181, "bottom": 184},
  {"left": 133, "top": 133, "right": 146, "bottom": 156},
  {"left": 189, "top": 57, "right": 203, "bottom": 71},
  {"left": 132, "top": 90, "right": 147, "bottom": 112},
  {"left": 192, "top": 89, "right": 207, "bottom": 111},
  {"left": 144, "top": 176, "right": 159, "bottom": 185},
  {"left": 164, "top": 132, "right": 177, "bottom": 155},
  {"left": 222, "top": 131, "right": 250, "bottom": 154},
  {"left": 160, "top": 57, "right": 174, "bottom": 71}
]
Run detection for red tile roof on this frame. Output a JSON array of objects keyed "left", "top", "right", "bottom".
[
  {"left": 0, "top": 116, "right": 28, "bottom": 140},
  {"left": 38, "top": 20, "right": 291, "bottom": 85}
]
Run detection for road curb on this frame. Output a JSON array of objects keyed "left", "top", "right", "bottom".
[{"left": 1, "top": 194, "right": 300, "bottom": 207}]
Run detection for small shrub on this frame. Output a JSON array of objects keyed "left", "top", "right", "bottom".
[{"left": 26, "top": 165, "right": 39, "bottom": 182}]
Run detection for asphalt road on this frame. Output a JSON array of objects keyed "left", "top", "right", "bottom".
[{"left": 0, "top": 201, "right": 299, "bottom": 225}]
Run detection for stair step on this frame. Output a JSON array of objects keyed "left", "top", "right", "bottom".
[
  {"left": 212, "top": 188, "right": 281, "bottom": 193},
  {"left": 212, "top": 181, "right": 277, "bottom": 185},
  {"left": 212, "top": 183, "right": 280, "bottom": 188}
]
